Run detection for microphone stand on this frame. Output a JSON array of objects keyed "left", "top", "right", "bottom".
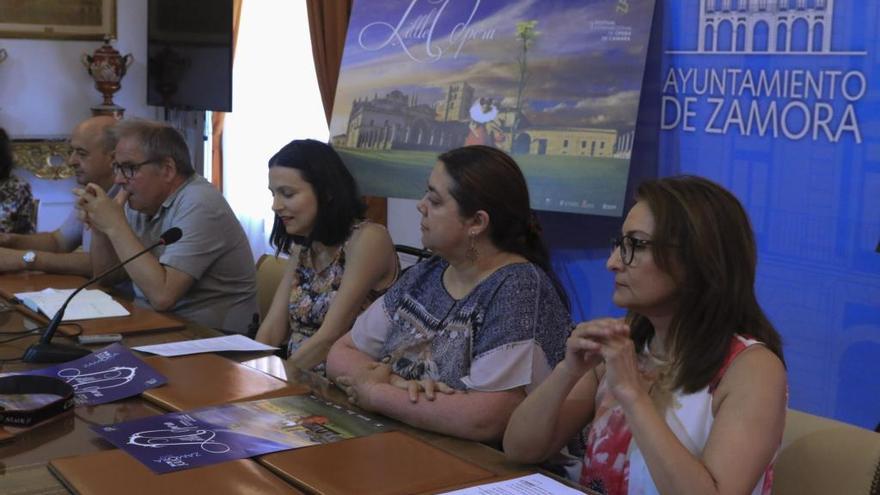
[{"left": 22, "top": 228, "right": 180, "bottom": 363}]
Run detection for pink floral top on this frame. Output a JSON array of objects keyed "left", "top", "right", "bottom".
[{"left": 581, "top": 335, "right": 777, "bottom": 495}]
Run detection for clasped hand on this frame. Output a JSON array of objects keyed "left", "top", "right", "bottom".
[
  {"left": 73, "top": 184, "right": 129, "bottom": 234},
  {"left": 563, "top": 318, "right": 649, "bottom": 407},
  {"left": 335, "top": 360, "right": 454, "bottom": 410}
]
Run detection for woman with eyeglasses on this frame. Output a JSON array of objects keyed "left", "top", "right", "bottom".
[{"left": 504, "top": 176, "right": 786, "bottom": 495}]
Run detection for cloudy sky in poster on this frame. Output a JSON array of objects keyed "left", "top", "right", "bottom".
[{"left": 330, "top": 0, "right": 654, "bottom": 136}]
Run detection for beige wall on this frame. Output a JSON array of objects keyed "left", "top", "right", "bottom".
[{"left": 525, "top": 128, "right": 617, "bottom": 157}]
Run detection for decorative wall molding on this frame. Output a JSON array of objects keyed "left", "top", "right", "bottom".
[{"left": 11, "top": 139, "right": 73, "bottom": 180}]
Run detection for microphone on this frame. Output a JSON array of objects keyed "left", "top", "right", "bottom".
[{"left": 22, "top": 227, "right": 183, "bottom": 363}]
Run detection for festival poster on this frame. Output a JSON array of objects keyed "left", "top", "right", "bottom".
[
  {"left": 329, "top": 0, "right": 655, "bottom": 216},
  {"left": 93, "top": 394, "right": 391, "bottom": 474},
  {"left": 1, "top": 343, "right": 166, "bottom": 407}
]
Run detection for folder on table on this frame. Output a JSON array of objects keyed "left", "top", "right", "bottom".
[
  {"left": 258, "top": 431, "right": 496, "bottom": 495},
  {"left": 141, "top": 353, "right": 307, "bottom": 411},
  {"left": 49, "top": 449, "right": 304, "bottom": 495}
]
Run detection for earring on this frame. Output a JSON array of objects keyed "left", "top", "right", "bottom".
[{"left": 466, "top": 231, "right": 479, "bottom": 262}]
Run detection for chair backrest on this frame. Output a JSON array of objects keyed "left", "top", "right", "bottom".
[
  {"left": 773, "top": 408, "right": 880, "bottom": 495},
  {"left": 30, "top": 198, "right": 40, "bottom": 230},
  {"left": 255, "top": 253, "right": 287, "bottom": 321},
  {"left": 394, "top": 244, "right": 431, "bottom": 269}
]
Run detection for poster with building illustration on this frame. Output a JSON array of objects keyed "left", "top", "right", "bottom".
[{"left": 330, "top": 0, "right": 655, "bottom": 216}]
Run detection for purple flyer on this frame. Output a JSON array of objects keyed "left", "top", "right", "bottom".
[
  {"left": 93, "top": 411, "right": 292, "bottom": 474},
  {"left": 14, "top": 343, "right": 166, "bottom": 406},
  {"left": 93, "top": 395, "right": 391, "bottom": 474}
]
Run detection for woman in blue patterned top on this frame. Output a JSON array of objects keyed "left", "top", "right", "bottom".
[
  {"left": 255, "top": 139, "right": 399, "bottom": 373},
  {"left": 327, "top": 145, "right": 571, "bottom": 442}
]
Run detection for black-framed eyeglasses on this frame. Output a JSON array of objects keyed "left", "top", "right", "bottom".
[
  {"left": 610, "top": 235, "right": 656, "bottom": 266},
  {"left": 112, "top": 158, "right": 156, "bottom": 179}
]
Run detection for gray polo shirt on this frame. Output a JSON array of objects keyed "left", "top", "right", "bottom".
[{"left": 124, "top": 175, "right": 258, "bottom": 332}]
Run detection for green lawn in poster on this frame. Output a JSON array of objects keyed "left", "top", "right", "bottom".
[{"left": 339, "top": 148, "right": 629, "bottom": 216}]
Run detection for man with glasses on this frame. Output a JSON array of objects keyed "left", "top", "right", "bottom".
[
  {"left": 0, "top": 116, "right": 118, "bottom": 276},
  {"left": 75, "top": 119, "right": 257, "bottom": 333}
]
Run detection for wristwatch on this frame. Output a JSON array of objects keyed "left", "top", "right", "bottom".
[{"left": 22, "top": 251, "right": 36, "bottom": 266}]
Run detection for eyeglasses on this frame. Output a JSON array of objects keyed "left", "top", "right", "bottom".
[
  {"left": 112, "top": 158, "right": 156, "bottom": 179},
  {"left": 610, "top": 235, "right": 657, "bottom": 266}
]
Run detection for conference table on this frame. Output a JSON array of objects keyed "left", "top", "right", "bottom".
[{"left": 0, "top": 272, "right": 592, "bottom": 494}]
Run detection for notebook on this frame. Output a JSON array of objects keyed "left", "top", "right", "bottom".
[
  {"left": 49, "top": 449, "right": 305, "bottom": 495},
  {"left": 0, "top": 272, "right": 185, "bottom": 336},
  {"left": 15, "top": 288, "right": 129, "bottom": 321},
  {"left": 258, "top": 431, "right": 496, "bottom": 495},
  {"left": 141, "top": 353, "right": 307, "bottom": 411}
]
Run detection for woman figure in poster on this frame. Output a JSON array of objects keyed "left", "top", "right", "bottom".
[
  {"left": 326, "top": 145, "right": 571, "bottom": 442},
  {"left": 255, "top": 139, "right": 399, "bottom": 374},
  {"left": 503, "top": 176, "right": 787, "bottom": 495}
]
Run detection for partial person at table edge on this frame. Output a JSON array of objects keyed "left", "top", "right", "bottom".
[{"left": 0, "top": 127, "right": 35, "bottom": 237}]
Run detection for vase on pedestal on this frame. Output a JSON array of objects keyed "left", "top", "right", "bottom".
[{"left": 82, "top": 36, "right": 133, "bottom": 119}]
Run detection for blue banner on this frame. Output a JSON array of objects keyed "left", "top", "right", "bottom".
[{"left": 555, "top": 0, "right": 880, "bottom": 429}]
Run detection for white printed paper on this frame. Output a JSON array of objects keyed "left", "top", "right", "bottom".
[
  {"left": 440, "top": 473, "right": 586, "bottom": 495},
  {"left": 132, "top": 334, "right": 277, "bottom": 357}
]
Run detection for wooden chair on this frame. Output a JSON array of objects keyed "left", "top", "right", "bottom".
[
  {"left": 255, "top": 253, "right": 287, "bottom": 322},
  {"left": 773, "top": 409, "right": 880, "bottom": 495},
  {"left": 394, "top": 244, "right": 431, "bottom": 271},
  {"left": 30, "top": 198, "right": 40, "bottom": 230}
]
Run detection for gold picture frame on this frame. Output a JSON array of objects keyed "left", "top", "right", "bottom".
[
  {"left": 0, "top": 0, "right": 116, "bottom": 41},
  {"left": 11, "top": 139, "right": 74, "bottom": 180}
]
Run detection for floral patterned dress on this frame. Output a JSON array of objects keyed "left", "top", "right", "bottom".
[
  {"left": 0, "top": 174, "right": 35, "bottom": 234},
  {"left": 286, "top": 223, "right": 390, "bottom": 373},
  {"left": 581, "top": 335, "right": 778, "bottom": 495}
]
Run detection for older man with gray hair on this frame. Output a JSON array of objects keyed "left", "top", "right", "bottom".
[{"left": 76, "top": 119, "right": 257, "bottom": 333}]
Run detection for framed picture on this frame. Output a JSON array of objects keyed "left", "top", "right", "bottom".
[
  {"left": 0, "top": 0, "right": 116, "bottom": 41},
  {"left": 11, "top": 138, "right": 74, "bottom": 180}
]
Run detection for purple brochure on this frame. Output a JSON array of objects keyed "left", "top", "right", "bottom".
[
  {"left": 94, "top": 411, "right": 291, "bottom": 474},
  {"left": 93, "top": 395, "right": 391, "bottom": 474},
  {"left": 19, "top": 343, "right": 166, "bottom": 405}
]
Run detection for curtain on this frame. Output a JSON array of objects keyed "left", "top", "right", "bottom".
[
  {"left": 222, "top": 1, "right": 329, "bottom": 259},
  {"left": 210, "top": 0, "right": 243, "bottom": 191},
  {"left": 305, "top": 0, "right": 352, "bottom": 126},
  {"left": 306, "top": 0, "right": 387, "bottom": 226}
]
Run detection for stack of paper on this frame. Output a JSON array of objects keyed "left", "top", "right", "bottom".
[
  {"left": 133, "top": 334, "right": 277, "bottom": 357},
  {"left": 15, "top": 288, "right": 130, "bottom": 321}
]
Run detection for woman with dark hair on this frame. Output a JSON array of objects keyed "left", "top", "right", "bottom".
[
  {"left": 504, "top": 176, "right": 786, "bottom": 495},
  {"left": 254, "top": 139, "right": 398, "bottom": 373},
  {"left": 0, "top": 128, "right": 35, "bottom": 234},
  {"left": 326, "top": 145, "right": 571, "bottom": 442}
]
